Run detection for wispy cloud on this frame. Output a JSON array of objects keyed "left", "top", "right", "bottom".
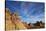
[{"left": 6, "top": 1, "right": 44, "bottom": 23}]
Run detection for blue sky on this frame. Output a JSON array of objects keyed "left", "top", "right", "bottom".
[{"left": 6, "top": 1, "right": 45, "bottom": 23}]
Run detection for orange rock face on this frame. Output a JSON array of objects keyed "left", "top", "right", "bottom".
[{"left": 6, "top": 8, "right": 27, "bottom": 30}]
